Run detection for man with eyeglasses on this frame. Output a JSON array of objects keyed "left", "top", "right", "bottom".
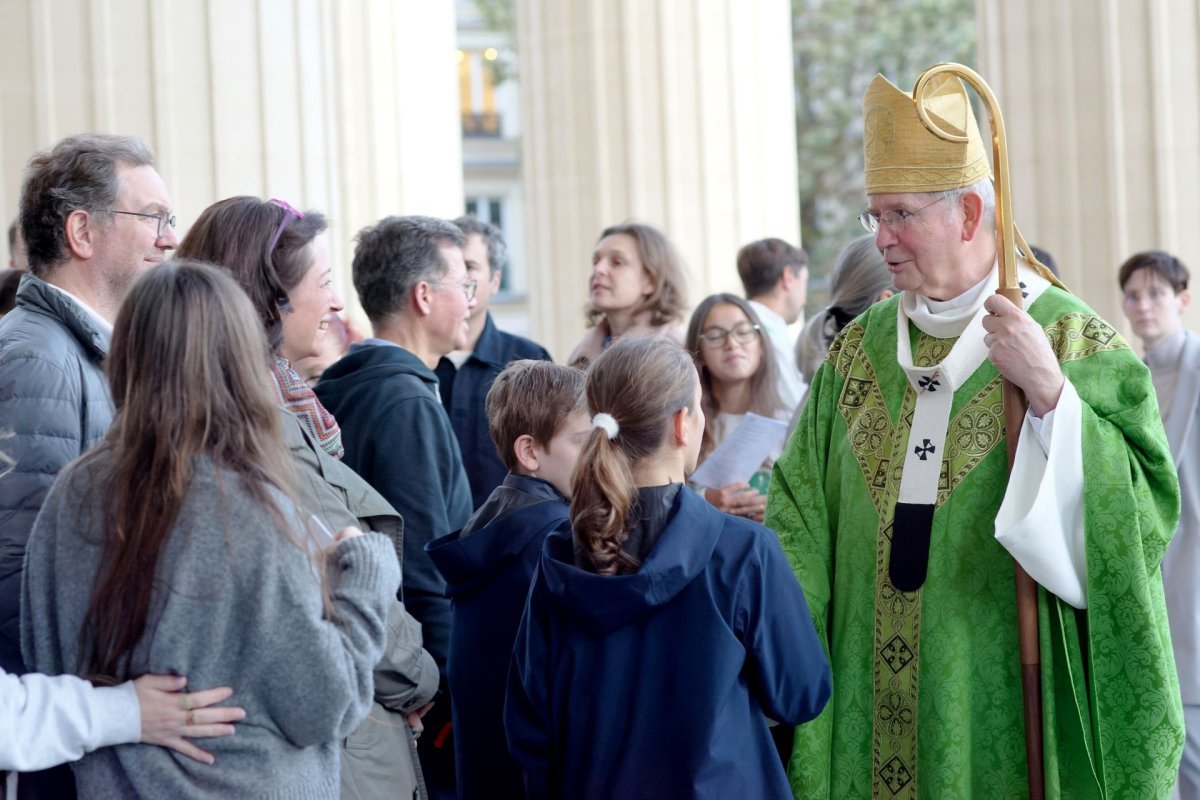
[
  {"left": 314, "top": 215, "right": 476, "bottom": 800},
  {"left": 0, "top": 133, "right": 177, "bottom": 798},
  {"left": 434, "top": 216, "right": 552, "bottom": 509},
  {"left": 767, "top": 74, "right": 1182, "bottom": 798}
]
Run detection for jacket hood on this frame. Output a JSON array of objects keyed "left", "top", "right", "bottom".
[
  {"left": 316, "top": 342, "right": 435, "bottom": 398},
  {"left": 538, "top": 488, "right": 723, "bottom": 634},
  {"left": 427, "top": 498, "right": 569, "bottom": 596}
]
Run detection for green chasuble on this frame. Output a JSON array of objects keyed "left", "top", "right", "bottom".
[{"left": 766, "top": 286, "right": 1183, "bottom": 799}]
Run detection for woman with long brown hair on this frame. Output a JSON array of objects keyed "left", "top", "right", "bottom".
[
  {"left": 504, "top": 336, "right": 830, "bottom": 798},
  {"left": 176, "top": 197, "right": 437, "bottom": 800},
  {"left": 567, "top": 222, "right": 689, "bottom": 367},
  {"left": 685, "top": 293, "right": 789, "bottom": 522},
  {"left": 22, "top": 261, "right": 398, "bottom": 799}
]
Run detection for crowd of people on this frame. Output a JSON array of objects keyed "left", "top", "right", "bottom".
[{"left": 0, "top": 66, "right": 1195, "bottom": 800}]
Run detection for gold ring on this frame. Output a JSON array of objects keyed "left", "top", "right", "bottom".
[
  {"left": 179, "top": 693, "right": 191, "bottom": 711},
  {"left": 187, "top": 710, "right": 195, "bottom": 726}
]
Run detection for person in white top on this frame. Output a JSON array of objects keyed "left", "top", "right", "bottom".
[
  {"left": 1, "top": 669, "right": 243, "bottom": 797},
  {"left": 1119, "top": 249, "right": 1200, "bottom": 799},
  {"left": 685, "top": 293, "right": 789, "bottom": 522},
  {"left": 736, "top": 237, "right": 809, "bottom": 409}
]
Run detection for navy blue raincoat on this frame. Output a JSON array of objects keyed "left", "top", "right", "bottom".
[{"left": 504, "top": 487, "right": 831, "bottom": 799}]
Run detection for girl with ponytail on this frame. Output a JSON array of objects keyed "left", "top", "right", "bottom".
[{"left": 504, "top": 335, "right": 831, "bottom": 798}]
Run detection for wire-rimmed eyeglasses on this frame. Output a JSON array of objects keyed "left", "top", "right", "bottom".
[
  {"left": 859, "top": 195, "right": 946, "bottom": 234},
  {"left": 104, "top": 209, "right": 176, "bottom": 238}
]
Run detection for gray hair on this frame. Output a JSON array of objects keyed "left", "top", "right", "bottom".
[
  {"left": 795, "top": 234, "right": 893, "bottom": 383},
  {"left": 934, "top": 176, "right": 995, "bottom": 231},
  {"left": 452, "top": 214, "right": 508, "bottom": 277},
  {"left": 352, "top": 215, "right": 467, "bottom": 324},
  {"left": 19, "top": 134, "right": 156, "bottom": 277}
]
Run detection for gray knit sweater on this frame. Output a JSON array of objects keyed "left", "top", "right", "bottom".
[{"left": 21, "top": 454, "right": 399, "bottom": 800}]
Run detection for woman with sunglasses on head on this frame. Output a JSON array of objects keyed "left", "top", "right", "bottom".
[
  {"left": 684, "top": 294, "right": 789, "bottom": 522},
  {"left": 567, "top": 222, "right": 689, "bottom": 368},
  {"left": 21, "top": 262, "right": 398, "bottom": 799},
  {"left": 176, "top": 198, "right": 438, "bottom": 800}
]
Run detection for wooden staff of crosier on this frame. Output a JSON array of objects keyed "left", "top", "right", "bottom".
[{"left": 911, "top": 62, "right": 1045, "bottom": 800}]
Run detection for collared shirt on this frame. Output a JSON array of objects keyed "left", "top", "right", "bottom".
[
  {"left": 748, "top": 300, "right": 806, "bottom": 409},
  {"left": 1144, "top": 329, "right": 1186, "bottom": 423},
  {"left": 434, "top": 314, "right": 552, "bottom": 509},
  {"left": 45, "top": 283, "right": 113, "bottom": 342}
]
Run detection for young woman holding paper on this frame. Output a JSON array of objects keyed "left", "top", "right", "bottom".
[{"left": 685, "top": 293, "right": 789, "bottom": 521}]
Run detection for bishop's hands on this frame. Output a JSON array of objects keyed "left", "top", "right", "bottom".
[{"left": 981, "top": 293, "right": 1064, "bottom": 418}]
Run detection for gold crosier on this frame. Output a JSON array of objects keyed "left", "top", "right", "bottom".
[{"left": 912, "top": 62, "right": 1047, "bottom": 800}]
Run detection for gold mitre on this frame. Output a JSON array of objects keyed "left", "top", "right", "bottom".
[{"left": 862, "top": 72, "right": 991, "bottom": 194}]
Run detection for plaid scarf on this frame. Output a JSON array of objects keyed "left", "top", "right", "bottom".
[{"left": 270, "top": 356, "right": 345, "bottom": 460}]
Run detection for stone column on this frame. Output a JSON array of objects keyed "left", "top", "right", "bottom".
[
  {"left": 515, "top": 0, "right": 801, "bottom": 359},
  {"left": 0, "top": 0, "right": 464, "bottom": 331},
  {"left": 976, "top": 0, "right": 1200, "bottom": 333}
]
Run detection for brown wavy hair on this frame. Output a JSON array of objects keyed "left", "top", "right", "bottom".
[
  {"left": 684, "top": 293, "right": 784, "bottom": 463},
  {"left": 175, "top": 196, "right": 328, "bottom": 354},
  {"left": 585, "top": 222, "right": 689, "bottom": 329},
  {"left": 74, "top": 261, "right": 298, "bottom": 679},
  {"left": 570, "top": 336, "right": 697, "bottom": 575}
]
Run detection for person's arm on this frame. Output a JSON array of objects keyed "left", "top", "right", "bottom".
[
  {"left": 370, "top": 600, "right": 439, "bottom": 716},
  {"left": 251, "top": 527, "right": 398, "bottom": 747},
  {"left": 734, "top": 528, "right": 832, "bottom": 727},
  {"left": 0, "top": 671, "right": 243, "bottom": 772},
  {"left": 703, "top": 483, "right": 767, "bottom": 521},
  {"left": 372, "top": 395, "right": 466, "bottom": 666},
  {"left": 0, "top": 352, "right": 85, "bottom": 673}
]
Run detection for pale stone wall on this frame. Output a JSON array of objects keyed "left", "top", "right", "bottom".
[
  {"left": 977, "top": 0, "right": 1200, "bottom": 339},
  {"left": 514, "top": 0, "right": 802, "bottom": 360},
  {"left": 0, "top": 0, "right": 464, "bottom": 333}
]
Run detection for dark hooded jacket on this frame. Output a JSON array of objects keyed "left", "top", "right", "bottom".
[
  {"left": 504, "top": 486, "right": 831, "bottom": 800},
  {"left": 434, "top": 314, "right": 552, "bottom": 508},
  {"left": 315, "top": 341, "right": 472, "bottom": 668},
  {"left": 426, "top": 474, "right": 568, "bottom": 800}
]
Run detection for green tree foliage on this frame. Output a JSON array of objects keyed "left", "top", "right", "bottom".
[{"left": 794, "top": 0, "right": 976, "bottom": 284}]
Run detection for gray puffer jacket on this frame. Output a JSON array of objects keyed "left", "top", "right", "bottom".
[{"left": 0, "top": 274, "right": 112, "bottom": 674}]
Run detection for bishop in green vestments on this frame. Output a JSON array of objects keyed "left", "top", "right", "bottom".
[{"left": 766, "top": 72, "right": 1183, "bottom": 799}]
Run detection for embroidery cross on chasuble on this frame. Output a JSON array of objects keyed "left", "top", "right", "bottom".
[{"left": 767, "top": 271, "right": 1184, "bottom": 799}]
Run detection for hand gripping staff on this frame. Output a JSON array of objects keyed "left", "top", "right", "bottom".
[{"left": 912, "top": 62, "right": 1060, "bottom": 800}]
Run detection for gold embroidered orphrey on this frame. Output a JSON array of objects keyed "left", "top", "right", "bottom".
[{"left": 827, "top": 308, "right": 1123, "bottom": 798}]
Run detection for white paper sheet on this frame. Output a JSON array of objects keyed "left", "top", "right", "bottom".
[{"left": 688, "top": 412, "right": 789, "bottom": 489}]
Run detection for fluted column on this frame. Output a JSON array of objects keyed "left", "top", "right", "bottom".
[
  {"left": 515, "top": 0, "right": 801, "bottom": 359},
  {"left": 0, "top": 0, "right": 464, "bottom": 331},
  {"left": 976, "top": 0, "right": 1200, "bottom": 333}
]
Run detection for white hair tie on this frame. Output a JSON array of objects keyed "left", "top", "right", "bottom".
[{"left": 591, "top": 412, "right": 619, "bottom": 440}]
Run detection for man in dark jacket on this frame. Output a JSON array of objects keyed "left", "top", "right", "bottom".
[
  {"left": 436, "top": 216, "right": 551, "bottom": 508},
  {"left": 315, "top": 215, "right": 474, "bottom": 800},
  {"left": 0, "top": 134, "right": 177, "bottom": 675},
  {"left": 0, "top": 134, "right": 177, "bottom": 798}
]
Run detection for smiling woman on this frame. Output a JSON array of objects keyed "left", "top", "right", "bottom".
[
  {"left": 174, "top": 198, "right": 437, "bottom": 798},
  {"left": 684, "top": 293, "right": 787, "bottom": 522}
]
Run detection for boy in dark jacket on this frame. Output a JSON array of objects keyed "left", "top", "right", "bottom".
[{"left": 426, "top": 360, "right": 588, "bottom": 800}]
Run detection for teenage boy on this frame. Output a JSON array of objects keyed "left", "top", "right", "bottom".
[
  {"left": 426, "top": 360, "right": 589, "bottom": 800},
  {"left": 1119, "top": 250, "right": 1199, "bottom": 798}
]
